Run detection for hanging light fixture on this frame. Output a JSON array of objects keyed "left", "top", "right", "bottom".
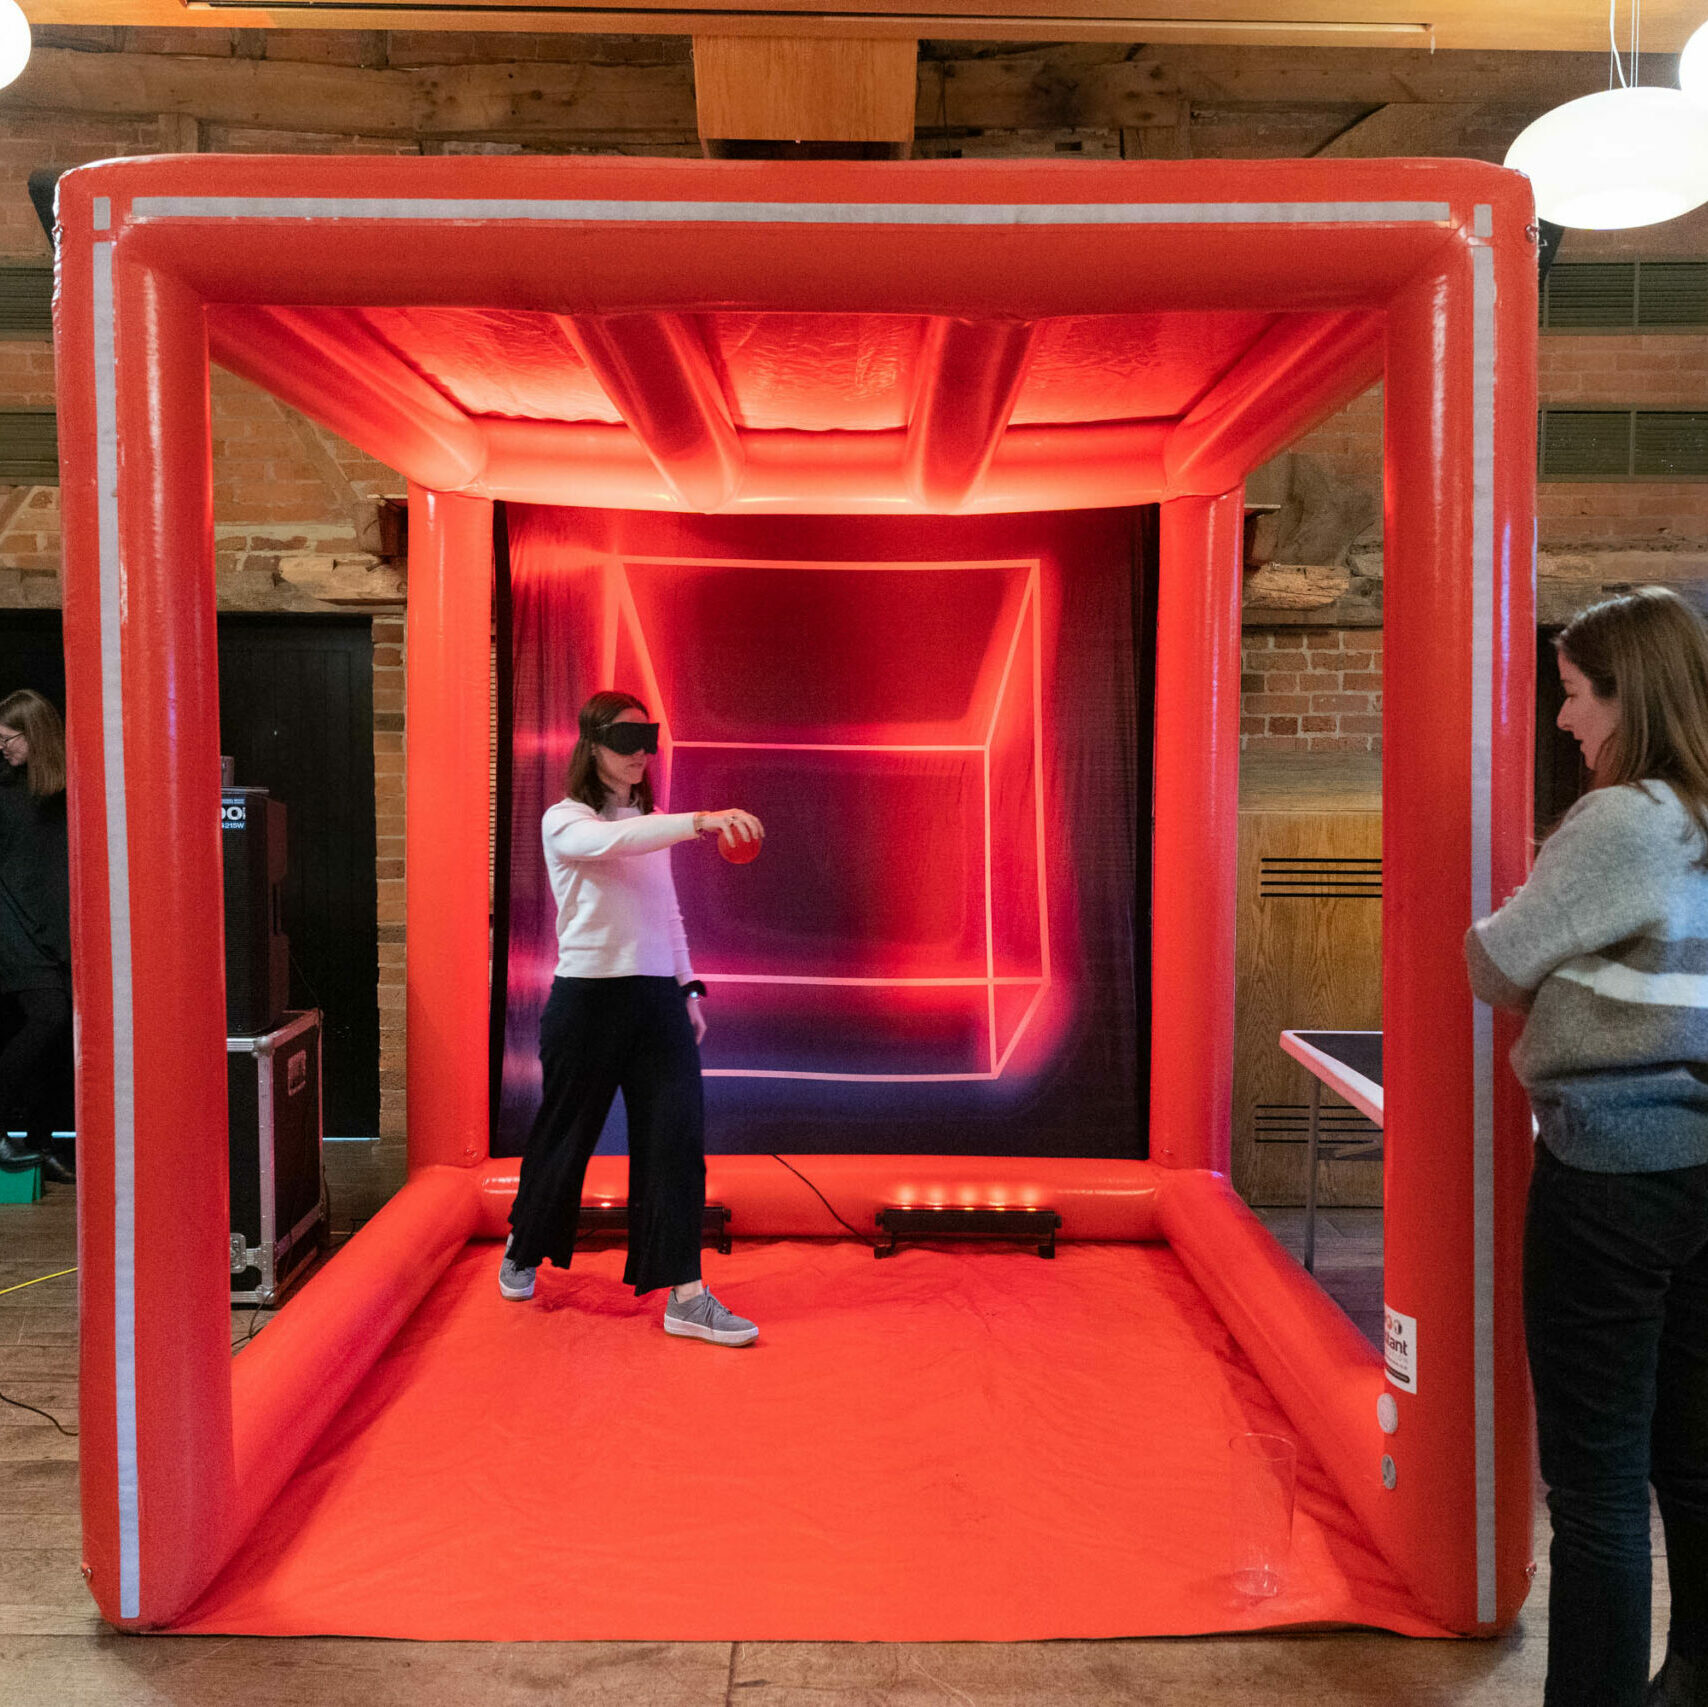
[
  {"left": 1504, "top": 1, "right": 1708, "bottom": 230},
  {"left": 1681, "top": 18, "right": 1708, "bottom": 107},
  {"left": 1506, "top": 88, "right": 1708, "bottom": 229},
  {"left": 0, "top": 0, "right": 29, "bottom": 91}
]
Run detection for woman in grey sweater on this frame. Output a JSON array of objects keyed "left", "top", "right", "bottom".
[{"left": 1467, "top": 587, "right": 1708, "bottom": 1707}]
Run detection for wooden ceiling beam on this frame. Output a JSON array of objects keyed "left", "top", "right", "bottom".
[
  {"left": 16, "top": 2, "right": 1708, "bottom": 54},
  {"left": 1143, "top": 45, "right": 1660, "bottom": 108},
  {"left": 6, "top": 36, "right": 1651, "bottom": 143},
  {"left": 0, "top": 29, "right": 1665, "bottom": 178},
  {"left": 1312, "top": 100, "right": 1486, "bottom": 158},
  {"left": 5, "top": 43, "right": 696, "bottom": 135},
  {"left": 917, "top": 56, "right": 1180, "bottom": 132},
  {"left": 692, "top": 36, "right": 918, "bottom": 143}
]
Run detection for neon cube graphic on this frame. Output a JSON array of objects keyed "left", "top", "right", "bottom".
[{"left": 611, "top": 555, "right": 1051, "bottom": 1082}]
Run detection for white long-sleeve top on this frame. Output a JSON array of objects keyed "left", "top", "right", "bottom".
[{"left": 541, "top": 798, "right": 701, "bottom": 982}]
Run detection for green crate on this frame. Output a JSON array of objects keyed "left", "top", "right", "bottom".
[{"left": 0, "top": 1157, "right": 42, "bottom": 1203}]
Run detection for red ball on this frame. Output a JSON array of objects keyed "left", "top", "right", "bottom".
[{"left": 718, "top": 827, "right": 762, "bottom": 864}]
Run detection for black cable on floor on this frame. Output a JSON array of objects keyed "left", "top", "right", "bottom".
[
  {"left": 233, "top": 1299, "right": 270, "bottom": 1347},
  {"left": 769, "top": 1154, "right": 877, "bottom": 1247},
  {"left": 0, "top": 1388, "right": 76, "bottom": 1438}
]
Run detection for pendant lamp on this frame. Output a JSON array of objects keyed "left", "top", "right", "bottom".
[
  {"left": 1504, "top": 85, "right": 1708, "bottom": 230},
  {"left": 1682, "top": 19, "right": 1708, "bottom": 107},
  {"left": 0, "top": 1, "right": 27, "bottom": 91}
]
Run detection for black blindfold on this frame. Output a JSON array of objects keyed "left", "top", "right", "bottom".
[{"left": 597, "top": 721, "right": 660, "bottom": 756}]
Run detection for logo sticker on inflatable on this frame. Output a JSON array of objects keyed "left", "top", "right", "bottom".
[{"left": 1384, "top": 1305, "right": 1419, "bottom": 1394}]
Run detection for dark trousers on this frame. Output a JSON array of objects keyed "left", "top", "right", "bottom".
[
  {"left": 1525, "top": 1141, "right": 1708, "bottom": 1707},
  {"left": 507, "top": 976, "right": 706, "bottom": 1296},
  {"left": 0, "top": 985, "right": 72, "bottom": 1144}
]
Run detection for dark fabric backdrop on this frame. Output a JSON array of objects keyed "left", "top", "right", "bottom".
[{"left": 492, "top": 505, "right": 1150, "bottom": 1159}]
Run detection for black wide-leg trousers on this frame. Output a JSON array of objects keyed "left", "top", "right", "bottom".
[
  {"left": 0, "top": 984, "right": 72, "bottom": 1144},
  {"left": 507, "top": 976, "right": 706, "bottom": 1295}
]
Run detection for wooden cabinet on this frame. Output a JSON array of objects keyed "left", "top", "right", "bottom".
[{"left": 1232, "top": 755, "right": 1382, "bottom": 1207}]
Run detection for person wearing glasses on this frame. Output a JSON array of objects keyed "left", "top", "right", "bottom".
[
  {"left": 0, "top": 689, "right": 74, "bottom": 1184},
  {"left": 500, "top": 689, "right": 765, "bottom": 1346}
]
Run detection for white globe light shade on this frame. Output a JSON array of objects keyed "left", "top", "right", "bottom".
[
  {"left": 0, "top": 1, "right": 28, "bottom": 92},
  {"left": 1504, "top": 86, "right": 1708, "bottom": 230},
  {"left": 1682, "top": 20, "right": 1708, "bottom": 108}
]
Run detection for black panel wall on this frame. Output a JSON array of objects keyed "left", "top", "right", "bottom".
[{"left": 217, "top": 616, "right": 379, "bottom": 1137}]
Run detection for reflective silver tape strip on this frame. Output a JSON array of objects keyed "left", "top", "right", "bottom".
[
  {"left": 128, "top": 196, "right": 1455, "bottom": 226},
  {"left": 94, "top": 239, "right": 141, "bottom": 1621},
  {"left": 1471, "top": 221, "right": 1499, "bottom": 1627}
]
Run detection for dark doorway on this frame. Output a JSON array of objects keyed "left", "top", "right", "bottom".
[
  {"left": 0, "top": 611, "right": 72, "bottom": 1136},
  {"left": 218, "top": 617, "right": 379, "bottom": 1137},
  {"left": 0, "top": 610, "right": 380, "bottom": 1137}
]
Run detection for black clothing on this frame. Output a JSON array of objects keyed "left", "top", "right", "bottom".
[
  {"left": 0, "top": 766, "right": 69, "bottom": 994},
  {"left": 0, "top": 986, "right": 72, "bottom": 1146},
  {"left": 507, "top": 976, "right": 706, "bottom": 1295},
  {"left": 1524, "top": 1140, "right": 1708, "bottom": 1707}
]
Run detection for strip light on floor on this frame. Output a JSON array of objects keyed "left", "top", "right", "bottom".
[
  {"left": 577, "top": 1202, "right": 733, "bottom": 1255},
  {"left": 874, "top": 1204, "right": 1062, "bottom": 1260}
]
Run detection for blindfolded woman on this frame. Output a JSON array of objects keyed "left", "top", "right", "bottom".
[{"left": 501, "top": 690, "right": 764, "bottom": 1346}]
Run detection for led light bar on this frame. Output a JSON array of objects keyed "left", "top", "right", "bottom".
[
  {"left": 577, "top": 1202, "right": 733, "bottom": 1256},
  {"left": 873, "top": 1204, "right": 1061, "bottom": 1260}
]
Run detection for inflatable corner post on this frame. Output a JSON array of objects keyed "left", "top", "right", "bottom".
[{"left": 52, "top": 155, "right": 1534, "bottom": 1634}]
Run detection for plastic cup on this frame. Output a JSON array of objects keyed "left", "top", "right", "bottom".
[{"left": 1230, "top": 1431, "right": 1296, "bottom": 1598}]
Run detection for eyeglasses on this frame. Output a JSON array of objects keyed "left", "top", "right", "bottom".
[{"left": 0, "top": 733, "right": 23, "bottom": 751}]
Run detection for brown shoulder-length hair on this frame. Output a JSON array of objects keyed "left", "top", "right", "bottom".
[
  {"left": 564, "top": 689, "right": 655, "bottom": 814},
  {"left": 1557, "top": 586, "right": 1708, "bottom": 862},
  {"left": 0, "top": 688, "right": 66, "bottom": 799}
]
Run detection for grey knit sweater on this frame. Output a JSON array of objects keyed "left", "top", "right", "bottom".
[{"left": 1465, "top": 778, "right": 1708, "bottom": 1172}]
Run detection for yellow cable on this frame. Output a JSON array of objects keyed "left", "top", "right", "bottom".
[{"left": 0, "top": 1266, "right": 76, "bottom": 1298}]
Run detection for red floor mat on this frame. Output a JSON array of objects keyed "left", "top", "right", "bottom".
[{"left": 180, "top": 1240, "right": 1450, "bottom": 1639}]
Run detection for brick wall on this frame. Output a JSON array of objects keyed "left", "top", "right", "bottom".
[
  {"left": 1241, "top": 309, "right": 1708, "bottom": 750},
  {"left": 1535, "top": 334, "right": 1708, "bottom": 549},
  {"left": 1240, "top": 629, "right": 1383, "bottom": 755},
  {"left": 1286, "top": 383, "right": 1385, "bottom": 493}
]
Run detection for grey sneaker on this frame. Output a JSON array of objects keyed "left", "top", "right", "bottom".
[
  {"left": 662, "top": 1287, "right": 757, "bottom": 1346},
  {"left": 499, "top": 1235, "right": 535, "bottom": 1301}
]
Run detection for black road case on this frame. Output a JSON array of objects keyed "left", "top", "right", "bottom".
[{"left": 228, "top": 1009, "right": 324, "bottom": 1305}]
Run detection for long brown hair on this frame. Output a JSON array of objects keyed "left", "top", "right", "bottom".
[
  {"left": 1557, "top": 586, "right": 1708, "bottom": 862},
  {"left": 564, "top": 689, "right": 655, "bottom": 814},
  {"left": 0, "top": 688, "right": 66, "bottom": 799}
]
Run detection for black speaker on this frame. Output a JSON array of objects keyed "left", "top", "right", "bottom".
[
  {"left": 221, "top": 787, "right": 289, "bottom": 1037},
  {"left": 1537, "top": 218, "right": 1566, "bottom": 287}
]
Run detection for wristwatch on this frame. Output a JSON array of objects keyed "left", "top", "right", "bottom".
[{"left": 680, "top": 980, "right": 707, "bottom": 1001}]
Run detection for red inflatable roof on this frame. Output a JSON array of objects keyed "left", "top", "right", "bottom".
[{"left": 69, "top": 152, "right": 1533, "bottom": 513}]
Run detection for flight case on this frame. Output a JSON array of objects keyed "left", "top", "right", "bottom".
[{"left": 228, "top": 1009, "right": 325, "bottom": 1306}]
